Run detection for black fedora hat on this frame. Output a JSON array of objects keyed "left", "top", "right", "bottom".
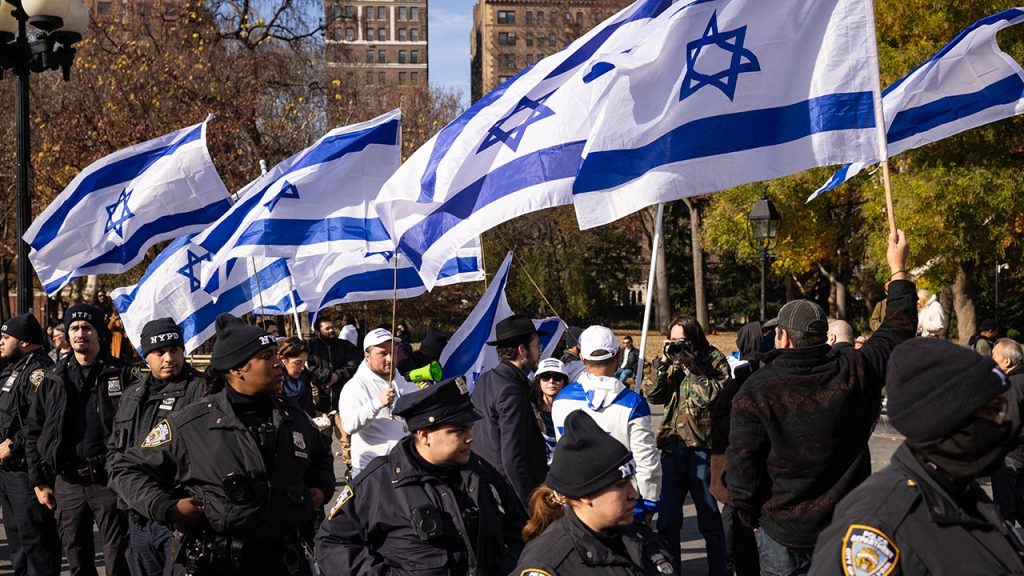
[{"left": 486, "top": 314, "right": 549, "bottom": 346}]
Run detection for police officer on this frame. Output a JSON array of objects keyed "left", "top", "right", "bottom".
[
  {"left": 809, "top": 338, "right": 1024, "bottom": 575},
  {"left": 0, "top": 314, "right": 62, "bottom": 576},
  {"left": 513, "top": 410, "right": 678, "bottom": 576},
  {"left": 24, "top": 304, "right": 133, "bottom": 576},
  {"left": 107, "top": 318, "right": 206, "bottom": 576},
  {"left": 109, "top": 313, "right": 335, "bottom": 576},
  {"left": 315, "top": 376, "right": 525, "bottom": 575}
]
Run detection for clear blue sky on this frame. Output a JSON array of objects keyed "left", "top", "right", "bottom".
[{"left": 428, "top": 0, "right": 473, "bottom": 106}]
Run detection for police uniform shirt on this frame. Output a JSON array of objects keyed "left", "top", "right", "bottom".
[
  {"left": 0, "top": 350, "right": 52, "bottom": 463},
  {"left": 109, "top": 367, "right": 204, "bottom": 461},
  {"left": 66, "top": 360, "right": 109, "bottom": 459},
  {"left": 808, "top": 443, "right": 1024, "bottom": 576},
  {"left": 512, "top": 506, "right": 677, "bottom": 576}
]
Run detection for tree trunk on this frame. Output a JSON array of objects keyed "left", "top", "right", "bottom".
[
  {"left": 816, "top": 264, "right": 847, "bottom": 319},
  {"left": 0, "top": 257, "right": 9, "bottom": 323},
  {"left": 684, "top": 198, "right": 708, "bottom": 332},
  {"left": 951, "top": 262, "right": 978, "bottom": 344}
]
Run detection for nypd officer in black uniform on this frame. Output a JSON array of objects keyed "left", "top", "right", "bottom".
[
  {"left": 109, "top": 313, "right": 335, "bottom": 576},
  {"left": 512, "top": 410, "right": 678, "bottom": 576},
  {"left": 0, "top": 313, "right": 62, "bottom": 576},
  {"left": 24, "top": 303, "right": 134, "bottom": 576},
  {"left": 106, "top": 318, "right": 206, "bottom": 576},
  {"left": 315, "top": 375, "right": 525, "bottom": 575},
  {"left": 809, "top": 338, "right": 1024, "bottom": 575}
]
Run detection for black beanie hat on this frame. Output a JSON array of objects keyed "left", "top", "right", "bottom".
[
  {"left": 209, "top": 314, "right": 277, "bottom": 371},
  {"left": 418, "top": 328, "right": 449, "bottom": 361},
  {"left": 140, "top": 317, "right": 184, "bottom": 356},
  {"left": 1, "top": 313, "right": 45, "bottom": 346},
  {"left": 64, "top": 304, "right": 107, "bottom": 336},
  {"left": 887, "top": 338, "right": 1010, "bottom": 442},
  {"left": 547, "top": 411, "right": 636, "bottom": 499}
]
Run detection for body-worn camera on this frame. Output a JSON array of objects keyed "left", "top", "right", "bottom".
[
  {"left": 664, "top": 338, "right": 695, "bottom": 362},
  {"left": 411, "top": 505, "right": 445, "bottom": 541}
]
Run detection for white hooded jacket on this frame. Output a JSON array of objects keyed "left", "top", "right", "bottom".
[
  {"left": 337, "top": 361, "right": 419, "bottom": 470},
  {"left": 550, "top": 372, "right": 662, "bottom": 505}
]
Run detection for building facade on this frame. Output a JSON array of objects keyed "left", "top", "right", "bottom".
[
  {"left": 324, "top": 0, "right": 429, "bottom": 93},
  {"left": 470, "top": 0, "right": 629, "bottom": 102},
  {"left": 83, "top": 0, "right": 181, "bottom": 20}
]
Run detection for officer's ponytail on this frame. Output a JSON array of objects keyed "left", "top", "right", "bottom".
[
  {"left": 204, "top": 365, "right": 228, "bottom": 395},
  {"left": 522, "top": 484, "right": 571, "bottom": 543}
]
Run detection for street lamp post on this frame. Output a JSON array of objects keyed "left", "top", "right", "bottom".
[
  {"left": 747, "top": 190, "right": 781, "bottom": 323},
  {"left": 995, "top": 262, "right": 1009, "bottom": 321},
  {"left": 0, "top": 0, "right": 87, "bottom": 315}
]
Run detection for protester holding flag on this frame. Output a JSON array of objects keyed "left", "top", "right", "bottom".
[
  {"left": 105, "top": 317, "right": 205, "bottom": 576},
  {"left": 470, "top": 314, "right": 550, "bottom": 508}
]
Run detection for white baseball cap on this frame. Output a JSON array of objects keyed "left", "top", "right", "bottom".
[
  {"left": 535, "top": 358, "right": 567, "bottom": 378},
  {"left": 363, "top": 328, "right": 393, "bottom": 351},
  {"left": 579, "top": 325, "right": 619, "bottom": 361}
]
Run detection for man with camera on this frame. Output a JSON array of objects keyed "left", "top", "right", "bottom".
[
  {"left": 643, "top": 316, "right": 731, "bottom": 575},
  {"left": 316, "top": 376, "right": 525, "bottom": 576}
]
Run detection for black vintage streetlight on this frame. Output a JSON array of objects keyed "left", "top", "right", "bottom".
[
  {"left": 747, "top": 190, "right": 781, "bottom": 323},
  {"left": 1, "top": 0, "right": 87, "bottom": 315}
]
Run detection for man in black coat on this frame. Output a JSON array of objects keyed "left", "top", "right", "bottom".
[
  {"left": 0, "top": 314, "right": 62, "bottom": 576},
  {"left": 992, "top": 337, "right": 1024, "bottom": 525},
  {"left": 315, "top": 376, "right": 525, "bottom": 575},
  {"left": 614, "top": 335, "right": 640, "bottom": 383},
  {"left": 470, "top": 314, "right": 548, "bottom": 507}
]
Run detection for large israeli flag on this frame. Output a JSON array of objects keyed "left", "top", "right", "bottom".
[
  {"left": 288, "top": 240, "right": 485, "bottom": 314},
  {"left": 375, "top": 0, "right": 676, "bottom": 288},
  {"left": 809, "top": 7, "right": 1024, "bottom": 201},
  {"left": 25, "top": 119, "right": 231, "bottom": 296},
  {"left": 110, "top": 235, "right": 296, "bottom": 354},
  {"left": 192, "top": 110, "right": 401, "bottom": 287},
  {"left": 440, "top": 251, "right": 514, "bottom": 392},
  {"left": 571, "top": 0, "right": 883, "bottom": 227}
]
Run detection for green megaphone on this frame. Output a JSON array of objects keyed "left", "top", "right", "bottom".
[{"left": 408, "top": 361, "right": 443, "bottom": 385}]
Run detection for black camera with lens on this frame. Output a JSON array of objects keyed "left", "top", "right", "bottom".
[
  {"left": 410, "top": 505, "right": 445, "bottom": 541},
  {"left": 222, "top": 472, "right": 252, "bottom": 505},
  {"left": 664, "top": 338, "right": 695, "bottom": 362}
]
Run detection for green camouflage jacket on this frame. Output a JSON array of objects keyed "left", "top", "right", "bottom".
[{"left": 644, "top": 346, "right": 730, "bottom": 450}]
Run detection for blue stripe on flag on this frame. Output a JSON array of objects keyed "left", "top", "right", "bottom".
[
  {"left": 806, "top": 162, "right": 858, "bottom": 202},
  {"left": 536, "top": 318, "right": 561, "bottom": 351},
  {"left": 887, "top": 74, "right": 1024, "bottom": 145},
  {"left": 31, "top": 125, "right": 204, "bottom": 250},
  {"left": 316, "top": 256, "right": 479, "bottom": 311},
  {"left": 199, "top": 119, "right": 400, "bottom": 250},
  {"left": 398, "top": 141, "right": 585, "bottom": 269},
  {"left": 573, "top": 92, "right": 876, "bottom": 194},
  {"left": 442, "top": 267, "right": 510, "bottom": 381},
  {"left": 179, "top": 259, "right": 291, "bottom": 344},
  {"left": 235, "top": 216, "right": 392, "bottom": 247},
  {"left": 111, "top": 235, "right": 196, "bottom": 313}
]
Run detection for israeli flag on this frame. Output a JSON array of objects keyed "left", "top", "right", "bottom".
[
  {"left": 288, "top": 240, "right": 485, "bottom": 314},
  {"left": 535, "top": 316, "right": 567, "bottom": 361},
  {"left": 375, "top": 0, "right": 676, "bottom": 288},
  {"left": 440, "top": 251, "right": 514, "bottom": 392},
  {"left": 110, "top": 235, "right": 296, "bottom": 354},
  {"left": 192, "top": 110, "right": 401, "bottom": 288},
  {"left": 809, "top": 7, "right": 1024, "bottom": 201},
  {"left": 25, "top": 119, "right": 231, "bottom": 296},
  {"left": 572, "top": 0, "right": 883, "bottom": 227}
]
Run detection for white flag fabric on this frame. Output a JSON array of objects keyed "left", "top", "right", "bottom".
[
  {"left": 288, "top": 240, "right": 484, "bottom": 314},
  {"left": 192, "top": 110, "right": 401, "bottom": 288},
  {"left": 439, "top": 252, "right": 515, "bottom": 392},
  {"left": 25, "top": 119, "right": 230, "bottom": 296},
  {"left": 111, "top": 235, "right": 295, "bottom": 354},
  {"left": 375, "top": 0, "right": 676, "bottom": 289},
  {"left": 809, "top": 7, "right": 1024, "bottom": 201},
  {"left": 571, "top": 0, "right": 883, "bottom": 227}
]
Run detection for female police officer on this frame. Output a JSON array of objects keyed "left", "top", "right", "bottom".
[
  {"left": 513, "top": 410, "right": 677, "bottom": 576},
  {"left": 109, "top": 314, "right": 335, "bottom": 576}
]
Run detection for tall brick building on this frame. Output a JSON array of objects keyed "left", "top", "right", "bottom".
[
  {"left": 324, "top": 0, "right": 429, "bottom": 93},
  {"left": 83, "top": 0, "right": 180, "bottom": 19},
  {"left": 470, "top": 0, "right": 629, "bottom": 102}
]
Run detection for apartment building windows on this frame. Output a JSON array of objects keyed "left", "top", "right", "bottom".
[{"left": 497, "top": 10, "right": 515, "bottom": 24}]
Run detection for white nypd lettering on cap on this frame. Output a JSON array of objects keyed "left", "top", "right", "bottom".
[
  {"left": 71, "top": 311, "right": 93, "bottom": 320},
  {"left": 258, "top": 335, "right": 276, "bottom": 346},
  {"left": 149, "top": 332, "right": 181, "bottom": 345},
  {"left": 619, "top": 459, "right": 637, "bottom": 478},
  {"left": 1, "top": 324, "right": 7, "bottom": 332}
]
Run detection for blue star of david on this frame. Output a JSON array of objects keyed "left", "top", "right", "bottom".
[
  {"left": 177, "top": 249, "right": 212, "bottom": 293},
  {"left": 477, "top": 91, "right": 556, "bottom": 153},
  {"left": 680, "top": 11, "right": 760, "bottom": 102},
  {"left": 264, "top": 180, "right": 300, "bottom": 212},
  {"left": 104, "top": 189, "right": 135, "bottom": 238}
]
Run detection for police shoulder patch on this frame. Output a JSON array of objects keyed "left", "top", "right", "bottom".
[
  {"left": 141, "top": 420, "right": 173, "bottom": 448},
  {"left": 29, "top": 369, "right": 45, "bottom": 388},
  {"left": 520, "top": 570, "right": 554, "bottom": 576},
  {"left": 327, "top": 485, "right": 354, "bottom": 520},
  {"left": 842, "top": 524, "right": 899, "bottom": 576}
]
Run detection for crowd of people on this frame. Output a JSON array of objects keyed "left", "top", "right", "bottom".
[{"left": 0, "top": 228, "right": 1022, "bottom": 576}]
